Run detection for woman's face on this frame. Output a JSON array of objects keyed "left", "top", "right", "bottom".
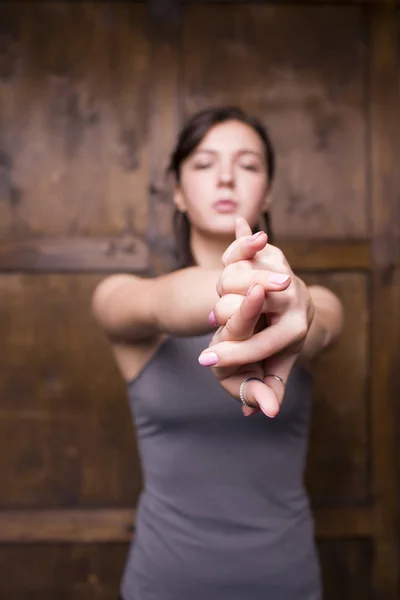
[{"left": 174, "top": 120, "right": 270, "bottom": 237}]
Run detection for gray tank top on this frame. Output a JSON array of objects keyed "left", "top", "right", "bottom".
[{"left": 121, "top": 334, "right": 321, "bottom": 600}]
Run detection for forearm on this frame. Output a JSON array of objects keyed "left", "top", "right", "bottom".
[
  {"left": 92, "top": 268, "right": 220, "bottom": 341},
  {"left": 152, "top": 267, "right": 220, "bottom": 336},
  {"left": 299, "top": 285, "right": 344, "bottom": 364}
]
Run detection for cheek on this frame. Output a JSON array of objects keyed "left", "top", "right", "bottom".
[
  {"left": 180, "top": 175, "right": 214, "bottom": 215},
  {"left": 239, "top": 177, "right": 267, "bottom": 206}
]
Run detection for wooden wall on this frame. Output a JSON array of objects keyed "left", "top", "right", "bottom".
[{"left": 0, "top": 2, "right": 399, "bottom": 598}]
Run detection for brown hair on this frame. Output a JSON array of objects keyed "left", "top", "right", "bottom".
[{"left": 168, "top": 106, "right": 275, "bottom": 268}]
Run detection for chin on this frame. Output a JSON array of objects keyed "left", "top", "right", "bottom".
[{"left": 207, "top": 216, "right": 237, "bottom": 237}]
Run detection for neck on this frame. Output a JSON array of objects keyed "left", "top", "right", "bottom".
[{"left": 190, "top": 227, "right": 234, "bottom": 269}]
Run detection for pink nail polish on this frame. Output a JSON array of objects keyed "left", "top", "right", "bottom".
[
  {"left": 198, "top": 352, "right": 219, "bottom": 367},
  {"left": 251, "top": 231, "right": 264, "bottom": 241},
  {"left": 208, "top": 311, "right": 217, "bottom": 326},
  {"left": 268, "top": 273, "right": 290, "bottom": 285}
]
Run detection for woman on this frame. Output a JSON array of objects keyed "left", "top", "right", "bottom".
[{"left": 92, "top": 107, "right": 343, "bottom": 600}]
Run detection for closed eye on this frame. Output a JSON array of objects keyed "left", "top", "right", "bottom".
[
  {"left": 193, "top": 162, "right": 212, "bottom": 170},
  {"left": 241, "top": 164, "right": 260, "bottom": 172}
]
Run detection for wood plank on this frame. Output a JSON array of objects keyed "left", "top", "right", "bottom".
[
  {"left": 147, "top": 0, "right": 181, "bottom": 274},
  {"left": 318, "top": 539, "right": 373, "bottom": 600},
  {"left": 0, "top": 274, "right": 141, "bottom": 507},
  {"left": 304, "top": 274, "right": 369, "bottom": 505},
  {"left": 282, "top": 240, "right": 371, "bottom": 271},
  {"left": 0, "top": 3, "right": 151, "bottom": 240},
  {"left": 0, "top": 238, "right": 371, "bottom": 272},
  {"left": 0, "top": 538, "right": 373, "bottom": 599},
  {"left": 0, "top": 236, "right": 149, "bottom": 273},
  {"left": 0, "top": 509, "right": 134, "bottom": 543},
  {"left": 315, "top": 507, "right": 374, "bottom": 539},
  {"left": 0, "top": 543, "right": 127, "bottom": 598},
  {"left": 182, "top": 3, "right": 367, "bottom": 240},
  {"left": 0, "top": 506, "right": 374, "bottom": 543},
  {"left": 369, "top": 5, "right": 400, "bottom": 598}
]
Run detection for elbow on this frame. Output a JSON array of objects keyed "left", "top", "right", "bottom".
[
  {"left": 91, "top": 277, "right": 115, "bottom": 332},
  {"left": 316, "top": 287, "right": 344, "bottom": 349},
  {"left": 91, "top": 274, "right": 138, "bottom": 336}
]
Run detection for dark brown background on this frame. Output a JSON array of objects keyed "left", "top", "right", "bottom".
[{"left": 0, "top": 1, "right": 399, "bottom": 599}]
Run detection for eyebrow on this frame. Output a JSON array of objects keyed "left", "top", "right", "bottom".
[{"left": 193, "top": 149, "right": 263, "bottom": 158}]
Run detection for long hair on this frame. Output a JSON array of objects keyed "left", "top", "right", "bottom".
[{"left": 168, "top": 106, "right": 276, "bottom": 269}]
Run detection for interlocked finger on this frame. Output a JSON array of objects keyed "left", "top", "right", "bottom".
[
  {"left": 218, "top": 264, "right": 291, "bottom": 297},
  {"left": 199, "top": 313, "right": 307, "bottom": 367},
  {"left": 213, "top": 284, "right": 264, "bottom": 343}
]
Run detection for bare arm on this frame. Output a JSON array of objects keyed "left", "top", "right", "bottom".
[
  {"left": 92, "top": 268, "right": 220, "bottom": 341},
  {"left": 92, "top": 232, "right": 293, "bottom": 343},
  {"left": 299, "top": 284, "right": 344, "bottom": 363}
]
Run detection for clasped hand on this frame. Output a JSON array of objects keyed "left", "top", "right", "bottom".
[{"left": 198, "top": 217, "right": 314, "bottom": 417}]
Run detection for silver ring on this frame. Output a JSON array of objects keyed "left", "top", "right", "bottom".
[
  {"left": 239, "top": 377, "right": 263, "bottom": 408},
  {"left": 265, "top": 374, "right": 286, "bottom": 388}
]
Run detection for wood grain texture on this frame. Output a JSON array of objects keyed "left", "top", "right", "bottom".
[
  {"left": 0, "top": 274, "right": 140, "bottom": 507},
  {"left": 0, "top": 3, "right": 150, "bottom": 239},
  {"left": 0, "top": 235, "right": 150, "bottom": 273},
  {"left": 0, "top": 543, "right": 127, "bottom": 599},
  {"left": 0, "top": 506, "right": 374, "bottom": 543},
  {"left": 318, "top": 539, "right": 373, "bottom": 600},
  {"left": 0, "top": 539, "right": 373, "bottom": 599},
  {"left": 181, "top": 4, "right": 367, "bottom": 240},
  {"left": 304, "top": 273, "right": 369, "bottom": 505},
  {"left": 0, "top": 2, "right": 398, "bottom": 598},
  {"left": 147, "top": 0, "right": 181, "bottom": 274},
  {"left": 369, "top": 5, "right": 400, "bottom": 597},
  {"left": 0, "top": 509, "right": 134, "bottom": 543},
  {"left": 0, "top": 238, "right": 371, "bottom": 272}
]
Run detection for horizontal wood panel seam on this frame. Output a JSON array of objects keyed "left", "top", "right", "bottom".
[
  {"left": 0, "top": 239, "right": 375, "bottom": 272},
  {"left": 0, "top": 507, "right": 374, "bottom": 543}
]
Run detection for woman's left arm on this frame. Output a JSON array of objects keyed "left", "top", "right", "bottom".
[{"left": 299, "top": 284, "right": 344, "bottom": 364}]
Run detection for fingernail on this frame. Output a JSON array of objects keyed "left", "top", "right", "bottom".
[
  {"left": 262, "top": 408, "right": 276, "bottom": 418},
  {"left": 198, "top": 352, "right": 219, "bottom": 367},
  {"left": 208, "top": 311, "right": 217, "bottom": 326},
  {"left": 246, "top": 283, "right": 257, "bottom": 296},
  {"left": 251, "top": 231, "right": 264, "bottom": 241},
  {"left": 268, "top": 273, "right": 290, "bottom": 285}
]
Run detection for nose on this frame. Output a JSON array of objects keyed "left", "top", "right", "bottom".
[{"left": 217, "top": 161, "right": 234, "bottom": 187}]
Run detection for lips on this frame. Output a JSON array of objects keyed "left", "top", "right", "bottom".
[{"left": 213, "top": 200, "right": 238, "bottom": 213}]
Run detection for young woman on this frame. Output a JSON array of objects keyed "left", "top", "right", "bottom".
[{"left": 92, "top": 107, "right": 343, "bottom": 600}]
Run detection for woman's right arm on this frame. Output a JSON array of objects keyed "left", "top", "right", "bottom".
[
  {"left": 92, "top": 232, "right": 291, "bottom": 343},
  {"left": 92, "top": 268, "right": 221, "bottom": 342}
]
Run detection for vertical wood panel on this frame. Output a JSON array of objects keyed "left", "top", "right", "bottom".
[
  {"left": 147, "top": 0, "right": 181, "bottom": 274},
  {"left": 182, "top": 4, "right": 367, "bottom": 240},
  {"left": 369, "top": 5, "right": 400, "bottom": 598},
  {"left": 0, "top": 3, "right": 150, "bottom": 239},
  {"left": 0, "top": 544, "right": 127, "bottom": 599},
  {"left": 318, "top": 539, "right": 372, "bottom": 600},
  {"left": 0, "top": 274, "right": 140, "bottom": 507},
  {"left": 303, "top": 273, "right": 369, "bottom": 506}
]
